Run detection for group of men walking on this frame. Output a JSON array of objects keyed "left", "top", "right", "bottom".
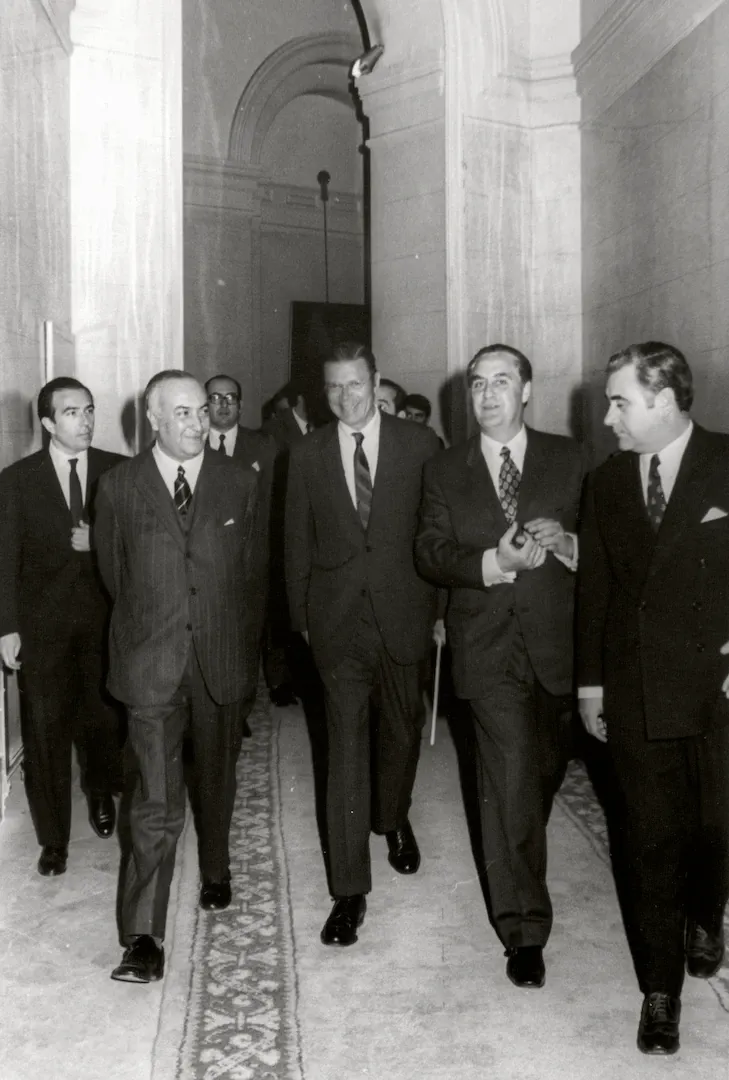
[{"left": 0, "top": 339, "right": 727, "bottom": 1057}]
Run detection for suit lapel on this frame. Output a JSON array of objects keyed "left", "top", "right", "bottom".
[
  {"left": 466, "top": 437, "right": 508, "bottom": 529},
  {"left": 368, "top": 415, "right": 397, "bottom": 530},
  {"left": 39, "top": 451, "right": 73, "bottom": 524},
  {"left": 188, "top": 448, "right": 223, "bottom": 532},
  {"left": 134, "top": 448, "right": 186, "bottom": 552},
  {"left": 516, "top": 429, "right": 551, "bottom": 523},
  {"left": 651, "top": 425, "right": 714, "bottom": 564}
]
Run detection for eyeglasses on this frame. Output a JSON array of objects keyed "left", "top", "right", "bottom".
[{"left": 208, "top": 392, "right": 240, "bottom": 405}]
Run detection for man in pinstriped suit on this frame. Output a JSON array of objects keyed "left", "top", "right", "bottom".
[{"left": 94, "top": 371, "right": 259, "bottom": 984}]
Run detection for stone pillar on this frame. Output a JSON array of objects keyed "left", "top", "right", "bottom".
[
  {"left": 69, "top": 0, "right": 183, "bottom": 453},
  {"left": 357, "top": 66, "right": 448, "bottom": 438}
]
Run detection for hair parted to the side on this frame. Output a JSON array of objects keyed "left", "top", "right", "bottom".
[
  {"left": 205, "top": 373, "right": 242, "bottom": 397},
  {"left": 606, "top": 341, "right": 693, "bottom": 412},
  {"left": 37, "top": 377, "right": 92, "bottom": 423},
  {"left": 326, "top": 341, "right": 377, "bottom": 378},
  {"left": 466, "top": 344, "right": 533, "bottom": 387},
  {"left": 144, "top": 369, "right": 196, "bottom": 416},
  {"left": 404, "top": 393, "right": 432, "bottom": 420}
]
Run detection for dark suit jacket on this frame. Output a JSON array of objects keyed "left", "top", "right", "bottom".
[
  {"left": 94, "top": 446, "right": 258, "bottom": 708},
  {"left": 415, "top": 428, "right": 583, "bottom": 699},
  {"left": 285, "top": 413, "right": 440, "bottom": 670},
  {"left": 0, "top": 446, "right": 123, "bottom": 647},
  {"left": 576, "top": 423, "right": 729, "bottom": 739}
]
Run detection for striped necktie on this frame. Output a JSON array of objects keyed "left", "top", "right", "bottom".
[
  {"left": 217, "top": 433, "right": 227, "bottom": 454},
  {"left": 174, "top": 465, "right": 192, "bottom": 517},
  {"left": 352, "top": 432, "right": 372, "bottom": 530},
  {"left": 498, "top": 446, "right": 520, "bottom": 523},
  {"left": 646, "top": 454, "right": 666, "bottom": 532}
]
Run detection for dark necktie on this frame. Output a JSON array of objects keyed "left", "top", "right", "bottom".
[
  {"left": 498, "top": 446, "right": 520, "bottom": 523},
  {"left": 68, "top": 457, "right": 84, "bottom": 526},
  {"left": 646, "top": 453, "right": 666, "bottom": 532},
  {"left": 352, "top": 432, "right": 372, "bottom": 530},
  {"left": 217, "top": 433, "right": 226, "bottom": 454},
  {"left": 174, "top": 465, "right": 192, "bottom": 517}
]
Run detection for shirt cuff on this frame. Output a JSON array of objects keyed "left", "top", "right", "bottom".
[
  {"left": 482, "top": 548, "right": 517, "bottom": 587},
  {"left": 553, "top": 533, "right": 578, "bottom": 572},
  {"left": 577, "top": 686, "right": 603, "bottom": 698}
]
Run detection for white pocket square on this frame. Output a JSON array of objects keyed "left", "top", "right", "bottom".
[
  {"left": 224, "top": 518, "right": 235, "bottom": 526},
  {"left": 701, "top": 507, "right": 728, "bottom": 523},
  {"left": 252, "top": 461, "right": 260, "bottom": 472}
]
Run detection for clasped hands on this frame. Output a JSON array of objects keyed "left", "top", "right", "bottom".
[{"left": 495, "top": 518, "right": 573, "bottom": 574}]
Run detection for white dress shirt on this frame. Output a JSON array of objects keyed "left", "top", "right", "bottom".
[
  {"left": 49, "top": 441, "right": 88, "bottom": 509},
  {"left": 338, "top": 407, "right": 381, "bottom": 509},
  {"left": 209, "top": 426, "right": 238, "bottom": 456},
  {"left": 152, "top": 443, "right": 205, "bottom": 498},
  {"left": 292, "top": 408, "right": 309, "bottom": 436},
  {"left": 579, "top": 419, "right": 694, "bottom": 700},
  {"left": 479, "top": 426, "right": 578, "bottom": 586}
]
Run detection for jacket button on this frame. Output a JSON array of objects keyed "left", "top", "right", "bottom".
[
  {"left": 190, "top": 586, "right": 197, "bottom": 596},
  {"left": 186, "top": 623, "right": 192, "bottom": 631},
  {"left": 699, "top": 558, "right": 707, "bottom": 569},
  {"left": 366, "top": 544, "right": 372, "bottom": 553},
  {"left": 692, "top": 600, "right": 702, "bottom": 611},
  {"left": 360, "top": 589, "right": 367, "bottom": 598},
  {"left": 697, "top": 642, "right": 706, "bottom": 652},
  {"left": 507, "top": 606, "right": 515, "bottom": 617},
  {"left": 638, "top": 600, "right": 647, "bottom": 611}
]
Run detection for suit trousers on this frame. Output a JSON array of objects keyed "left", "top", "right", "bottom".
[
  {"left": 20, "top": 615, "right": 123, "bottom": 848},
  {"left": 121, "top": 645, "right": 242, "bottom": 942},
  {"left": 608, "top": 722, "right": 729, "bottom": 996},
  {"left": 468, "top": 631, "right": 573, "bottom": 949},
  {"left": 318, "top": 597, "right": 424, "bottom": 897}
]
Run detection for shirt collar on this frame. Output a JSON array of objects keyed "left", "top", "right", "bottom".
[
  {"left": 338, "top": 407, "right": 381, "bottom": 442},
  {"left": 640, "top": 420, "right": 693, "bottom": 468},
  {"left": 48, "top": 441, "right": 88, "bottom": 466},
  {"left": 480, "top": 424, "right": 527, "bottom": 458},
  {"left": 152, "top": 442, "right": 206, "bottom": 487}
]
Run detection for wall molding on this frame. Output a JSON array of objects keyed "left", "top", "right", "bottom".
[{"left": 573, "top": 0, "right": 727, "bottom": 120}]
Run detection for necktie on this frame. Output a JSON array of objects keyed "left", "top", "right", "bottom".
[
  {"left": 68, "top": 457, "right": 84, "bottom": 526},
  {"left": 352, "top": 432, "right": 372, "bottom": 530},
  {"left": 217, "top": 433, "right": 226, "bottom": 454},
  {"left": 498, "top": 446, "right": 520, "bottom": 523},
  {"left": 646, "top": 453, "right": 666, "bottom": 532},
  {"left": 174, "top": 465, "right": 192, "bottom": 517}
]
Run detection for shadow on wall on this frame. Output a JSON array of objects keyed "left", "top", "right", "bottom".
[
  {"left": 120, "top": 395, "right": 153, "bottom": 455},
  {"left": 0, "top": 392, "right": 38, "bottom": 465}
]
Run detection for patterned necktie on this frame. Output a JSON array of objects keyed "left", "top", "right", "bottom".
[
  {"left": 352, "top": 432, "right": 372, "bottom": 530},
  {"left": 68, "top": 457, "right": 84, "bottom": 526},
  {"left": 217, "top": 433, "right": 226, "bottom": 454},
  {"left": 498, "top": 446, "right": 520, "bottom": 523},
  {"left": 174, "top": 465, "right": 192, "bottom": 517},
  {"left": 646, "top": 453, "right": 666, "bottom": 532}
]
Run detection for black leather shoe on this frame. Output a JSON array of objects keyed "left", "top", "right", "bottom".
[
  {"left": 200, "top": 877, "right": 232, "bottom": 911},
  {"left": 111, "top": 936, "right": 165, "bottom": 983},
  {"left": 385, "top": 820, "right": 421, "bottom": 874},
  {"left": 89, "top": 793, "right": 116, "bottom": 839},
  {"left": 269, "top": 683, "right": 298, "bottom": 707},
  {"left": 686, "top": 920, "right": 725, "bottom": 978},
  {"left": 37, "top": 845, "right": 68, "bottom": 877},
  {"left": 505, "top": 946, "right": 546, "bottom": 988},
  {"left": 637, "top": 992, "right": 680, "bottom": 1054},
  {"left": 321, "top": 895, "right": 367, "bottom": 946}
]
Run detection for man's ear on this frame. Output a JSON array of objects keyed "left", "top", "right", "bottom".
[
  {"left": 655, "top": 386, "right": 676, "bottom": 417},
  {"left": 147, "top": 410, "right": 159, "bottom": 433},
  {"left": 373, "top": 371, "right": 381, "bottom": 391},
  {"left": 40, "top": 416, "right": 54, "bottom": 437},
  {"left": 521, "top": 380, "right": 532, "bottom": 407}
]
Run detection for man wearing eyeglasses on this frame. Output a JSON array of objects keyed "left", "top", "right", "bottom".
[
  {"left": 285, "top": 341, "right": 442, "bottom": 948},
  {"left": 205, "top": 374, "right": 277, "bottom": 732}
]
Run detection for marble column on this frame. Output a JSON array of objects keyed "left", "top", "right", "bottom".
[{"left": 69, "top": 0, "right": 183, "bottom": 453}]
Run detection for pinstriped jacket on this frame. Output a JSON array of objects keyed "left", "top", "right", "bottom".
[{"left": 94, "top": 445, "right": 258, "bottom": 708}]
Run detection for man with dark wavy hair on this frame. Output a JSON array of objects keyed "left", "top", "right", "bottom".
[{"left": 578, "top": 341, "right": 729, "bottom": 1055}]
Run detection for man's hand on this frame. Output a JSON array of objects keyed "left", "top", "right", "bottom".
[
  {"left": 432, "top": 618, "right": 446, "bottom": 647},
  {"left": 0, "top": 633, "right": 22, "bottom": 671},
  {"left": 71, "top": 522, "right": 91, "bottom": 552},
  {"left": 578, "top": 695, "right": 607, "bottom": 742},
  {"left": 523, "top": 518, "right": 574, "bottom": 560},
  {"left": 496, "top": 522, "right": 547, "bottom": 574},
  {"left": 720, "top": 640, "right": 729, "bottom": 697}
]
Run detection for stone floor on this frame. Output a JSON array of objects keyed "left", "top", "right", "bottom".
[{"left": 1, "top": 705, "right": 728, "bottom": 1080}]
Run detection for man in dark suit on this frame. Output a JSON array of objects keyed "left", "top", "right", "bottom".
[
  {"left": 415, "top": 345, "right": 582, "bottom": 989},
  {"left": 0, "top": 377, "right": 124, "bottom": 877},
  {"left": 206, "top": 373, "right": 277, "bottom": 733},
  {"left": 286, "top": 342, "right": 440, "bottom": 947},
  {"left": 577, "top": 342, "right": 729, "bottom": 1055},
  {"left": 94, "top": 371, "right": 258, "bottom": 984}
]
